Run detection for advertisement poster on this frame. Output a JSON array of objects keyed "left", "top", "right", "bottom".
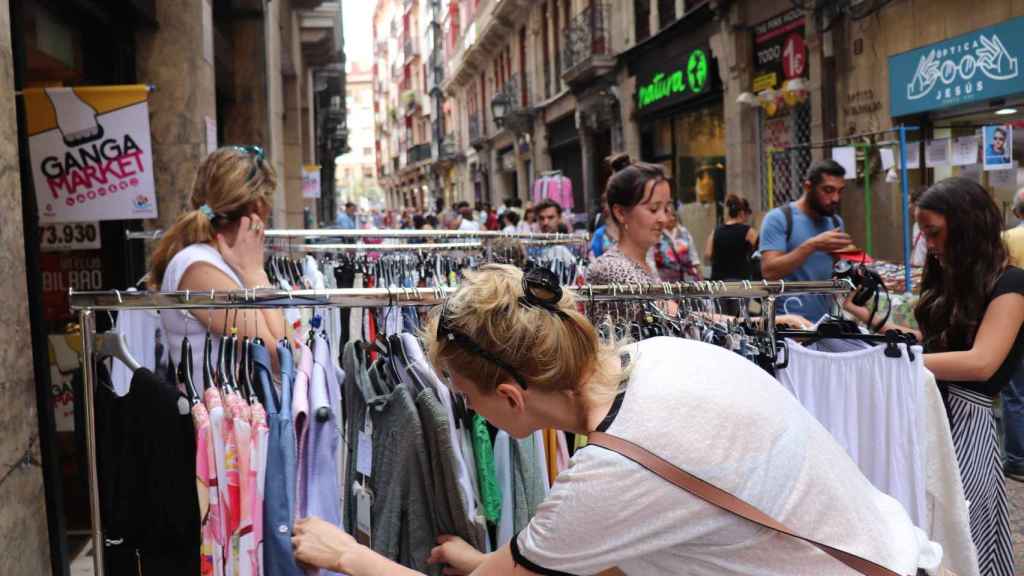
[
  {"left": 904, "top": 144, "right": 921, "bottom": 169},
  {"left": 983, "top": 125, "right": 1013, "bottom": 170},
  {"left": 752, "top": 8, "right": 808, "bottom": 93},
  {"left": 22, "top": 85, "right": 158, "bottom": 223},
  {"left": 302, "top": 164, "right": 322, "bottom": 199}
]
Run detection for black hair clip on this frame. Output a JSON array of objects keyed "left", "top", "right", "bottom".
[{"left": 520, "top": 267, "right": 563, "bottom": 313}]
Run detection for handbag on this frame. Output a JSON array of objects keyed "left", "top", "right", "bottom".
[{"left": 587, "top": 431, "right": 916, "bottom": 576}]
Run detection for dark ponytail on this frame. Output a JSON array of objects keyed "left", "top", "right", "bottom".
[{"left": 605, "top": 153, "right": 632, "bottom": 173}]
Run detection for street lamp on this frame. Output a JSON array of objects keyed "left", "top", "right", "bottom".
[{"left": 491, "top": 92, "right": 511, "bottom": 128}]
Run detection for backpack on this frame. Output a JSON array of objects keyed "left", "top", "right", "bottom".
[{"left": 783, "top": 202, "right": 840, "bottom": 245}]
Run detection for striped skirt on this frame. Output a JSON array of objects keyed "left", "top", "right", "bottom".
[{"left": 945, "top": 385, "right": 1014, "bottom": 576}]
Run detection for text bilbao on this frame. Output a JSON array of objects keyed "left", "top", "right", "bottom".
[{"left": 40, "top": 135, "right": 145, "bottom": 206}]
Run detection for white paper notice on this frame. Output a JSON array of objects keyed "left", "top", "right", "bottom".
[
  {"left": 959, "top": 164, "right": 982, "bottom": 182},
  {"left": 951, "top": 136, "right": 978, "bottom": 166},
  {"left": 831, "top": 146, "right": 857, "bottom": 179},
  {"left": 925, "top": 139, "right": 949, "bottom": 167},
  {"left": 205, "top": 116, "right": 217, "bottom": 156},
  {"left": 880, "top": 148, "right": 895, "bottom": 171},
  {"left": 988, "top": 162, "right": 1018, "bottom": 189}
]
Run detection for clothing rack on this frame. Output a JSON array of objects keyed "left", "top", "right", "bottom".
[
  {"left": 69, "top": 278, "right": 851, "bottom": 574},
  {"left": 126, "top": 228, "right": 588, "bottom": 242},
  {"left": 268, "top": 241, "right": 485, "bottom": 253}
]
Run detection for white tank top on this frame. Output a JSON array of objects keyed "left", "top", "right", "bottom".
[{"left": 160, "top": 243, "right": 245, "bottom": 379}]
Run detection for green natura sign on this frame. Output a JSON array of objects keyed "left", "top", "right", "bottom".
[{"left": 637, "top": 49, "right": 710, "bottom": 110}]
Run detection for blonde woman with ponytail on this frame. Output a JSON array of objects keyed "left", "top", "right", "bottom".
[
  {"left": 291, "top": 265, "right": 941, "bottom": 576},
  {"left": 151, "top": 145, "right": 287, "bottom": 371}
]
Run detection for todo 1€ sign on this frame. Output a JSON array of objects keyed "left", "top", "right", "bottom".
[{"left": 889, "top": 16, "right": 1024, "bottom": 117}]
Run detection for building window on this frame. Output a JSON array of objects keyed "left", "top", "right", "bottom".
[
  {"left": 541, "top": 3, "right": 551, "bottom": 99},
  {"left": 658, "top": 0, "right": 675, "bottom": 29},
  {"left": 634, "top": 0, "right": 651, "bottom": 42}
]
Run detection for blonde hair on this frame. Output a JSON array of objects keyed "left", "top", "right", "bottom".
[
  {"left": 148, "top": 146, "right": 277, "bottom": 287},
  {"left": 424, "top": 264, "right": 622, "bottom": 403}
]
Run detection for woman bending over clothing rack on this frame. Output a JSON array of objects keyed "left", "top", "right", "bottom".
[
  {"left": 292, "top": 264, "right": 940, "bottom": 576},
  {"left": 148, "top": 146, "right": 288, "bottom": 371}
]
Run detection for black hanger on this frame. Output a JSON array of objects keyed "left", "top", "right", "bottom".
[
  {"left": 178, "top": 335, "right": 199, "bottom": 405},
  {"left": 238, "top": 334, "right": 259, "bottom": 404},
  {"left": 203, "top": 331, "right": 216, "bottom": 391}
]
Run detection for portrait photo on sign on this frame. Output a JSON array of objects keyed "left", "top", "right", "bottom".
[{"left": 983, "top": 124, "right": 1013, "bottom": 170}]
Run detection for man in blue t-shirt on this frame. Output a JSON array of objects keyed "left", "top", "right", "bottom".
[{"left": 760, "top": 159, "right": 853, "bottom": 322}]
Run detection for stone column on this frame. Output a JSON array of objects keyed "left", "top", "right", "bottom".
[
  {"left": 0, "top": 1, "right": 52, "bottom": 573},
  {"left": 282, "top": 11, "right": 307, "bottom": 229},
  {"left": 135, "top": 0, "right": 217, "bottom": 232},
  {"left": 713, "top": 15, "right": 761, "bottom": 210}
]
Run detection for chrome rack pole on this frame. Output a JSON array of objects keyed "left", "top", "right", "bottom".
[{"left": 79, "top": 309, "right": 104, "bottom": 574}]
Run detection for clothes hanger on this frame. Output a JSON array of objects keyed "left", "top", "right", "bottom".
[
  {"left": 178, "top": 292, "right": 200, "bottom": 405},
  {"left": 203, "top": 300, "right": 217, "bottom": 391},
  {"left": 97, "top": 294, "right": 143, "bottom": 373},
  {"left": 238, "top": 306, "right": 258, "bottom": 404}
]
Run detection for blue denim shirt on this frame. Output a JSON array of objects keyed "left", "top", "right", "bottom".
[{"left": 258, "top": 342, "right": 303, "bottom": 575}]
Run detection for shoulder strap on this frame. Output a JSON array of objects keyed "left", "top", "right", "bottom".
[
  {"left": 784, "top": 203, "right": 794, "bottom": 245},
  {"left": 587, "top": 432, "right": 907, "bottom": 576}
]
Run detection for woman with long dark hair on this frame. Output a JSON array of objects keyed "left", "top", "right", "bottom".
[{"left": 847, "top": 177, "right": 1023, "bottom": 574}]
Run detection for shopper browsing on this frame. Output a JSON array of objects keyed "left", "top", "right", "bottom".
[
  {"left": 291, "top": 264, "right": 942, "bottom": 576},
  {"left": 706, "top": 194, "right": 758, "bottom": 281},
  {"left": 585, "top": 154, "right": 668, "bottom": 288},
  {"left": 534, "top": 199, "right": 575, "bottom": 262},
  {"left": 845, "top": 177, "right": 1024, "bottom": 572},
  {"left": 148, "top": 146, "right": 288, "bottom": 371},
  {"left": 760, "top": 159, "right": 853, "bottom": 322},
  {"left": 1001, "top": 188, "right": 1024, "bottom": 483}
]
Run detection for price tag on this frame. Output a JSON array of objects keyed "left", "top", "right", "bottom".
[
  {"left": 40, "top": 222, "right": 101, "bottom": 252},
  {"left": 357, "top": 430, "right": 373, "bottom": 477},
  {"left": 354, "top": 482, "right": 373, "bottom": 547}
]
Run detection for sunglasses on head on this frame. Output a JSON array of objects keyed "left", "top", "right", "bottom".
[
  {"left": 229, "top": 145, "right": 266, "bottom": 182},
  {"left": 436, "top": 268, "right": 566, "bottom": 390}
]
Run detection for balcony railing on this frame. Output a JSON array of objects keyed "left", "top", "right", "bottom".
[
  {"left": 562, "top": 3, "right": 612, "bottom": 75},
  {"left": 407, "top": 142, "right": 432, "bottom": 165},
  {"left": 439, "top": 132, "right": 458, "bottom": 160}
]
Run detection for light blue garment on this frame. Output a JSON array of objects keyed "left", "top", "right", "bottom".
[
  {"left": 760, "top": 204, "right": 844, "bottom": 321},
  {"left": 258, "top": 342, "right": 303, "bottom": 575},
  {"left": 336, "top": 212, "right": 357, "bottom": 230},
  {"left": 304, "top": 335, "right": 345, "bottom": 576}
]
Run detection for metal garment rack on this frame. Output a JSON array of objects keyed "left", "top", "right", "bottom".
[
  {"left": 268, "top": 241, "right": 486, "bottom": 253},
  {"left": 126, "top": 228, "right": 588, "bottom": 243},
  {"left": 69, "top": 279, "right": 850, "bottom": 574}
]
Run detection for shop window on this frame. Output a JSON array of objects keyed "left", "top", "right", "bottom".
[{"left": 674, "top": 104, "right": 726, "bottom": 204}]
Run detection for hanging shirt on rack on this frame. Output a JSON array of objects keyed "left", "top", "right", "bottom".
[
  {"left": 776, "top": 341, "right": 928, "bottom": 529},
  {"left": 302, "top": 335, "right": 345, "bottom": 576},
  {"left": 95, "top": 366, "right": 201, "bottom": 576},
  {"left": 292, "top": 342, "right": 313, "bottom": 518},
  {"left": 258, "top": 341, "right": 304, "bottom": 575}
]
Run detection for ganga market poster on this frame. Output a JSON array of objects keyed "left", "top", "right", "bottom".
[{"left": 22, "top": 85, "right": 159, "bottom": 223}]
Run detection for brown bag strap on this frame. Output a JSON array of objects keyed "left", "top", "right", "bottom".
[{"left": 587, "top": 431, "right": 908, "bottom": 576}]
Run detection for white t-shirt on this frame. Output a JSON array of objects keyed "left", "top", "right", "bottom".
[
  {"left": 459, "top": 218, "right": 482, "bottom": 231},
  {"left": 513, "top": 337, "right": 940, "bottom": 576},
  {"left": 160, "top": 243, "right": 245, "bottom": 377}
]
